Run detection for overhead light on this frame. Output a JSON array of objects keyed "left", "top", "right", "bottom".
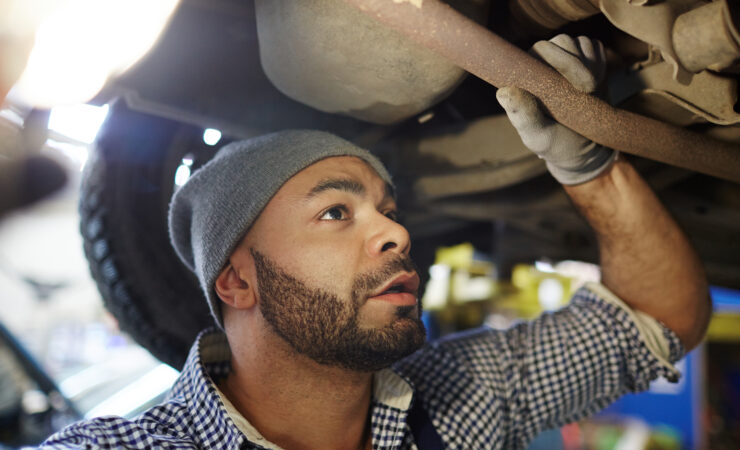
[
  {"left": 203, "top": 128, "right": 222, "bottom": 146},
  {"left": 10, "top": 0, "right": 180, "bottom": 108}
]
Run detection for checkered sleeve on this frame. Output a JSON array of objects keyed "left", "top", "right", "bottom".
[
  {"left": 39, "top": 401, "right": 198, "bottom": 449},
  {"left": 397, "top": 284, "right": 684, "bottom": 448}
]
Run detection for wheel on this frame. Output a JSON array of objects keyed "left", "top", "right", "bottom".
[{"left": 79, "top": 101, "right": 216, "bottom": 369}]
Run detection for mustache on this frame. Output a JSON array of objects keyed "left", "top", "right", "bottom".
[{"left": 352, "top": 254, "right": 418, "bottom": 300}]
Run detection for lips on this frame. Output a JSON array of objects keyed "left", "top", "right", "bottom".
[{"left": 368, "top": 272, "right": 420, "bottom": 306}]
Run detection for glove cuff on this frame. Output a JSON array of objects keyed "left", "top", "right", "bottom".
[{"left": 547, "top": 146, "right": 618, "bottom": 186}]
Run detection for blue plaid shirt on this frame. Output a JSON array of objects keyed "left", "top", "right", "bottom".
[{"left": 42, "top": 285, "right": 684, "bottom": 449}]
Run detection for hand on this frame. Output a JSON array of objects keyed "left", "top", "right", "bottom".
[{"left": 496, "top": 34, "right": 617, "bottom": 185}]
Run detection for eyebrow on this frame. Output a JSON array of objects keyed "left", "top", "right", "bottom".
[{"left": 306, "top": 178, "right": 366, "bottom": 198}]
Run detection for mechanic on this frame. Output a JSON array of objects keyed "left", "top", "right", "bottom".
[{"left": 42, "top": 35, "right": 710, "bottom": 449}]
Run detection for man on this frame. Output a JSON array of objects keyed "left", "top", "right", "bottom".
[{"left": 43, "top": 35, "right": 710, "bottom": 449}]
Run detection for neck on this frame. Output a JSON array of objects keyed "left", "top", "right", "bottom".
[{"left": 221, "top": 325, "right": 374, "bottom": 450}]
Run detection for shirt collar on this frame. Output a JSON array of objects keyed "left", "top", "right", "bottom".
[
  {"left": 374, "top": 368, "right": 414, "bottom": 410},
  {"left": 168, "top": 329, "right": 245, "bottom": 449},
  {"left": 170, "top": 329, "right": 416, "bottom": 448}
]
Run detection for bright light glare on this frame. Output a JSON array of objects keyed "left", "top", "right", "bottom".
[
  {"left": 0, "top": 1, "right": 55, "bottom": 37},
  {"left": 46, "top": 139, "right": 89, "bottom": 171},
  {"left": 0, "top": 1, "right": 55, "bottom": 96},
  {"left": 203, "top": 128, "right": 222, "bottom": 146},
  {"left": 49, "top": 103, "right": 109, "bottom": 144},
  {"left": 12, "top": 0, "right": 180, "bottom": 107},
  {"left": 538, "top": 278, "right": 564, "bottom": 311},
  {"left": 174, "top": 164, "right": 191, "bottom": 187},
  {"left": 534, "top": 260, "right": 556, "bottom": 273}
]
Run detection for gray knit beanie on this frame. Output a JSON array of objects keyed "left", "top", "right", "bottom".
[{"left": 168, "top": 129, "right": 393, "bottom": 329}]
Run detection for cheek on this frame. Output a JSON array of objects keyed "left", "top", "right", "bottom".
[
  {"left": 315, "top": 259, "right": 358, "bottom": 299},
  {"left": 254, "top": 249, "right": 355, "bottom": 305},
  {"left": 276, "top": 237, "right": 362, "bottom": 288}
]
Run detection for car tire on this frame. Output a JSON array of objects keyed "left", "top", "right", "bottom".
[{"left": 79, "top": 101, "right": 215, "bottom": 369}]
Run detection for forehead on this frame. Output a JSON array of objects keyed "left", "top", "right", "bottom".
[
  {"left": 276, "top": 155, "right": 392, "bottom": 199},
  {"left": 239, "top": 156, "right": 394, "bottom": 249}
]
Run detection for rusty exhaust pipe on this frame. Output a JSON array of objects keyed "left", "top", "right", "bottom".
[{"left": 343, "top": 0, "right": 740, "bottom": 183}]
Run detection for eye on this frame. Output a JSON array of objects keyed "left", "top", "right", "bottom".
[
  {"left": 384, "top": 210, "right": 399, "bottom": 222},
  {"left": 319, "top": 205, "right": 349, "bottom": 221}
]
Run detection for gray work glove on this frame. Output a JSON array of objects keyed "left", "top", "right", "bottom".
[{"left": 496, "top": 34, "right": 618, "bottom": 185}]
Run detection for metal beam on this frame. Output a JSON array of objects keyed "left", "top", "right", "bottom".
[{"left": 343, "top": 0, "right": 740, "bottom": 183}]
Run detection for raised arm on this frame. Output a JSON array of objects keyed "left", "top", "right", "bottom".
[
  {"left": 563, "top": 158, "right": 710, "bottom": 349},
  {"left": 496, "top": 35, "right": 711, "bottom": 350}
]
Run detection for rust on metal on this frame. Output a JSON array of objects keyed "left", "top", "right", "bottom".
[{"left": 342, "top": 0, "right": 740, "bottom": 183}]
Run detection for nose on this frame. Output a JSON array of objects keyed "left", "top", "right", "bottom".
[{"left": 365, "top": 212, "right": 411, "bottom": 258}]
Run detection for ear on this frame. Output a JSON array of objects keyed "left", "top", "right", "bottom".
[{"left": 214, "top": 262, "right": 256, "bottom": 310}]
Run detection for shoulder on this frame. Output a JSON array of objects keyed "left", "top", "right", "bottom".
[
  {"left": 396, "top": 283, "right": 684, "bottom": 386},
  {"left": 41, "top": 398, "right": 197, "bottom": 449}
]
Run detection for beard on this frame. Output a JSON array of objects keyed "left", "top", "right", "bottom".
[{"left": 250, "top": 249, "right": 427, "bottom": 372}]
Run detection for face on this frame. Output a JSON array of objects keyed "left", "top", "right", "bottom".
[{"left": 235, "top": 156, "right": 426, "bottom": 372}]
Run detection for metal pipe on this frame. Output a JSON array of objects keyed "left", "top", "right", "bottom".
[{"left": 342, "top": 0, "right": 740, "bottom": 183}]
